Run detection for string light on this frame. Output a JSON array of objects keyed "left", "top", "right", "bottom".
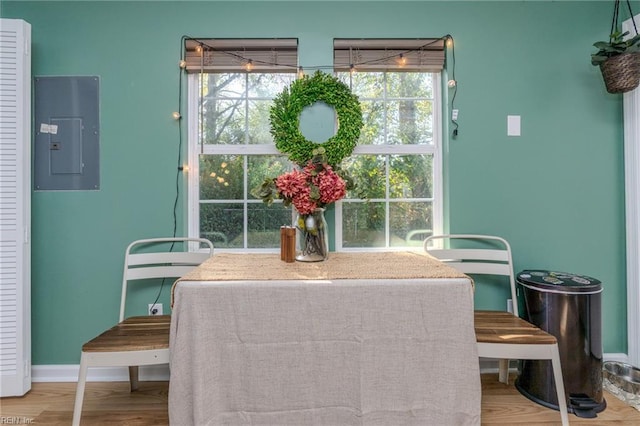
[
  {"left": 397, "top": 53, "right": 407, "bottom": 67},
  {"left": 446, "top": 36, "right": 454, "bottom": 49},
  {"left": 180, "top": 35, "right": 460, "bottom": 136},
  {"left": 172, "top": 111, "right": 181, "bottom": 120},
  {"left": 445, "top": 34, "right": 459, "bottom": 138},
  {"left": 182, "top": 35, "right": 454, "bottom": 74}
]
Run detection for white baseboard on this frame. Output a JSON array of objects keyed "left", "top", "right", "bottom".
[
  {"left": 34, "top": 353, "right": 628, "bottom": 383},
  {"left": 478, "top": 353, "right": 628, "bottom": 375},
  {"left": 32, "top": 364, "right": 170, "bottom": 383},
  {"left": 603, "top": 353, "right": 630, "bottom": 363}
]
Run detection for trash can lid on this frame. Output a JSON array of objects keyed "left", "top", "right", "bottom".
[{"left": 517, "top": 270, "right": 602, "bottom": 293}]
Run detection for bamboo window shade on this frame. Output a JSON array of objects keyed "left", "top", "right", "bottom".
[
  {"left": 333, "top": 38, "right": 445, "bottom": 72},
  {"left": 183, "top": 38, "right": 298, "bottom": 73}
]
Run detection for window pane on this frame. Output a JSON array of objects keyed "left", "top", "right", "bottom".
[
  {"left": 248, "top": 100, "right": 274, "bottom": 144},
  {"left": 248, "top": 203, "right": 293, "bottom": 248},
  {"left": 358, "top": 100, "right": 385, "bottom": 145},
  {"left": 204, "top": 73, "right": 295, "bottom": 146},
  {"left": 247, "top": 155, "right": 292, "bottom": 199},
  {"left": 386, "top": 100, "right": 433, "bottom": 145},
  {"left": 389, "top": 154, "right": 433, "bottom": 199},
  {"left": 199, "top": 155, "right": 244, "bottom": 200},
  {"left": 207, "top": 73, "right": 246, "bottom": 98},
  {"left": 200, "top": 203, "right": 244, "bottom": 248},
  {"left": 346, "top": 72, "right": 384, "bottom": 98},
  {"left": 390, "top": 201, "right": 433, "bottom": 247},
  {"left": 342, "top": 202, "right": 385, "bottom": 248},
  {"left": 248, "top": 73, "right": 295, "bottom": 97},
  {"left": 342, "top": 155, "right": 386, "bottom": 199},
  {"left": 386, "top": 73, "right": 433, "bottom": 98},
  {"left": 206, "top": 99, "right": 246, "bottom": 145}
]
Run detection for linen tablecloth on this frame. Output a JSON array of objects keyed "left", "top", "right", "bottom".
[{"left": 169, "top": 252, "right": 481, "bottom": 425}]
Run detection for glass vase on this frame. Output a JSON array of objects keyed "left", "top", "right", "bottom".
[{"left": 295, "top": 208, "right": 329, "bottom": 262}]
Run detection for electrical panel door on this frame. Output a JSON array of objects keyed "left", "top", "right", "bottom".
[{"left": 34, "top": 76, "right": 100, "bottom": 190}]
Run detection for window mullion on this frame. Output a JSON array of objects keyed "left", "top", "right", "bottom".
[
  {"left": 188, "top": 74, "right": 201, "bottom": 241},
  {"left": 243, "top": 155, "right": 249, "bottom": 249},
  {"left": 244, "top": 73, "right": 250, "bottom": 145},
  {"left": 243, "top": 74, "right": 249, "bottom": 249},
  {"left": 383, "top": 72, "right": 390, "bottom": 248},
  {"left": 382, "top": 154, "right": 387, "bottom": 248}
]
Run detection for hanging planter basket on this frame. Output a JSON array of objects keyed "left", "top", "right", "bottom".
[
  {"left": 591, "top": 0, "right": 640, "bottom": 94},
  {"left": 600, "top": 52, "right": 640, "bottom": 93}
]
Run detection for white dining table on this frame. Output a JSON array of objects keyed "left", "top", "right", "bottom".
[{"left": 169, "top": 252, "right": 481, "bottom": 425}]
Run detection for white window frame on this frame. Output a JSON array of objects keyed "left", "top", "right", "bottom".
[
  {"left": 187, "top": 72, "right": 443, "bottom": 252},
  {"left": 623, "top": 14, "right": 640, "bottom": 367},
  {"left": 334, "top": 72, "right": 443, "bottom": 251},
  {"left": 186, "top": 73, "right": 287, "bottom": 252}
]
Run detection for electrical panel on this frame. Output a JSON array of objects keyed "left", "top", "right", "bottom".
[{"left": 33, "top": 76, "right": 100, "bottom": 190}]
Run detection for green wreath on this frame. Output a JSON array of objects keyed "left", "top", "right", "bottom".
[{"left": 270, "top": 71, "right": 363, "bottom": 167}]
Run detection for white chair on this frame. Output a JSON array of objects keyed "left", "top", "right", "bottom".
[
  {"left": 72, "top": 237, "right": 213, "bottom": 426},
  {"left": 424, "top": 234, "right": 569, "bottom": 426}
]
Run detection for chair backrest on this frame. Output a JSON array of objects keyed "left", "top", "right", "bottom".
[
  {"left": 424, "top": 234, "right": 518, "bottom": 316},
  {"left": 119, "top": 237, "right": 214, "bottom": 321}
]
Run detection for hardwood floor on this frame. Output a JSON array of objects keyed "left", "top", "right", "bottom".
[
  {"left": 479, "top": 374, "right": 640, "bottom": 425},
  {"left": 1, "top": 374, "right": 639, "bottom": 425}
]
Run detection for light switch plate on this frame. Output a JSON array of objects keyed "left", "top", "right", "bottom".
[{"left": 507, "top": 115, "right": 521, "bottom": 136}]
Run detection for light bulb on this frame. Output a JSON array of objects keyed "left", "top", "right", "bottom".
[
  {"left": 298, "top": 66, "right": 304, "bottom": 78},
  {"left": 397, "top": 54, "right": 407, "bottom": 67},
  {"left": 447, "top": 79, "right": 457, "bottom": 88},
  {"left": 179, "top": 60, "right": 187, "bottom": 69},
  {"left": 181, "top": 165, "right": 189, "bottom": 173},
  {"left": 446, "top": 37, "right": 454, "bottom": 48},
  {"left": 245, "top": 59, "right": 254, "bottom": 72},
  {"left": 195, "top": 44, "right": 203, "bottom": 55},
  {"left": 172, "top": 111, "right": 181, "bottom": 120},
  {"left": 349, "top": 64, "right": 356, "bottom": 74}
]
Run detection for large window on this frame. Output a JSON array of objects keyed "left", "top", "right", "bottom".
[
  {"left": 187, "top": 38, "right": 443, "bottom": 250},
  {"left": 188, "top": 72, "right": 296, "bottom": 249},
  {"left": 335, "top": 71, "right": 442, "bottom": 249},
  {"left": 185, "top": 39, "right": 297, "bottom": 250}
]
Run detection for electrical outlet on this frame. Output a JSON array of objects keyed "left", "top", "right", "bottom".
[{"left": 148, "top": 303, "right": 163, "bottom": 316}]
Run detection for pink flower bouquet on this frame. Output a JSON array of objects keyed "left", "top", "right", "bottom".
[{"left": 254, "top": 147, "right": 351, "bottom": 214}]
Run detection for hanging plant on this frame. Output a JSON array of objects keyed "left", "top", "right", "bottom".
[
  {"left": 591, "top": 0, "right": 640, "bottom": 93},
  {"left": 269, "top": 70, "right": 363, "bottom": 167}
]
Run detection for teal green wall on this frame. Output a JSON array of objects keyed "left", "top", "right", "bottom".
[{"left": 2, "top": 1, "right": 636, "bottom": 364}]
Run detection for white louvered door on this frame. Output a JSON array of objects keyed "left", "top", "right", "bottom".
[
  {"left": 624, "top": 14, "right": 640, "bottom": 369},
  {"left": 0, "top": 18, "right": 31, "bottom": 397}
]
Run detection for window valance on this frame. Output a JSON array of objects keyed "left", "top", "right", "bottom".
[
  {"left": 333, "top": 38, "right": 445, "bottom": 72},
  {"left": 183, "top": 38, "right": 298, "bottom": 73}
]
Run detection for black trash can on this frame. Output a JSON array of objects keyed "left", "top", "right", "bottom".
[{"left": 515, "top": 270, "right": 606, "bottom": 418}]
